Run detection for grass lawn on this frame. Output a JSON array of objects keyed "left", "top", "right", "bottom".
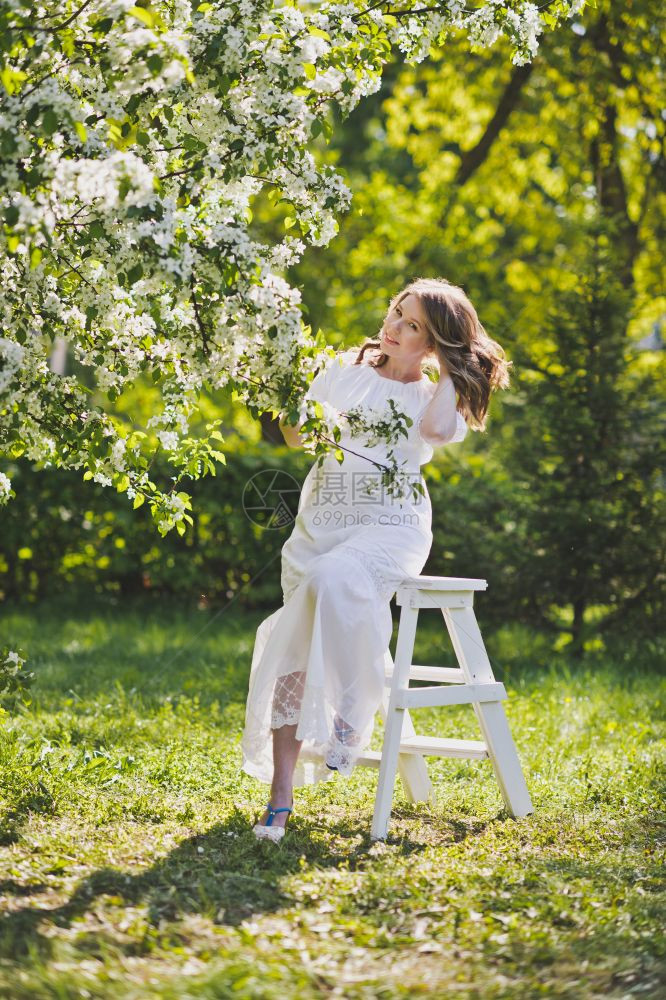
[{"left": 0, "top": 591, "right": 664, "bottom": 999}]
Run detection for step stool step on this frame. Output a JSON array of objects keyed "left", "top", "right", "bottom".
[
  {"left": 395, "top": 577, "right": 487, "bottom": 609},
  {"left": 400, "top": 735, "right": 489, "bottom": 759},
  {"left": 385, "top": 665, "right": 465, "bottom": 684},
  {"left": 298, "top": 736, "right": 489, "bottom": 772},
  {"left": 396, "top": 681, "right": 507, "bottom": 710},
  {"left": 353, "top": 737, "right": 489, "bottom": 768},
  {"left": 398, "top": 575, "right": 488, "bottom": 591}
]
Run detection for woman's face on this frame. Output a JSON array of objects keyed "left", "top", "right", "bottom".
[{"left": 380, "top": 293, "right": 432, "bottom": 363}]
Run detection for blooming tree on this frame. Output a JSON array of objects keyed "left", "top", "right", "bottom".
[{"left": 0, "top": 0, "right": 586, "bottom": 534}]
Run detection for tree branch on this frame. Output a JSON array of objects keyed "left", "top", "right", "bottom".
[
  {"left": 189, "top": 272, "right": 210, "bottom": 359},
  {"left": 454, "top": 61, "right": 535, "bottom": 186},
  {"left": 44, "top": 0, "right": 96, "bottom": 32}
]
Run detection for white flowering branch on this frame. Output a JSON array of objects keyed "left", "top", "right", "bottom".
[{"left": 0, "top": 0, "right": 587, "bottom": 534}]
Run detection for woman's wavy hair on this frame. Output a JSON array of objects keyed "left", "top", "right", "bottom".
[{"left": 350, "top": 277, "right": 512, "bottom": 431}]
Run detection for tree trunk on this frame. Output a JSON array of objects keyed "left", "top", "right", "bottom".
[
  {"left": 49, "top": 336, "right": 68, "bottom": 375},
  {"left": 454, "top": 61, "right": 535, "bottom": 187},
  {"left": 259, "top": 411, "right": 284, "bottom": 444},
  {"left": 570, "top": 595, "right": 586, "bottom": 662}
]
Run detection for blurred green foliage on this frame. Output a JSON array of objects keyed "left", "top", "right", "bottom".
[
  {"left": 0, "top": 438, "right": 305, "bottom": 609},
  {"left": 1, "top": 0, "right": 664, "bottom": 655}
]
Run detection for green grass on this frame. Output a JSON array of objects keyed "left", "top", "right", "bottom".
[{"left": 0, "top": 590, "right": 664, "bottom": 999}]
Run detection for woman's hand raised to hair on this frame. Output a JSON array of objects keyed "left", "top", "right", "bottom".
[
  {"left": 278, "top": 412, "right": 304, "bottom": 449},
  {"left": 435, "top": 347, "right": 450, "bottom": 379},
  {"left": 436, "top": 350, "right": 452, "bottom": 381},
  {"left": 418, "top": 367, "right": 459, "bottom": 445}
]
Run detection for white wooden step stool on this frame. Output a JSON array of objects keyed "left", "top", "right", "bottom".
[{"left": 359, "top": 575, "right": 533, "bottom": 840}]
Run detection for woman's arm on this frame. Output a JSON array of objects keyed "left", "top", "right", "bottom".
[
  {"left": 278, "top": 413, "right": 305, "bottom": 449},
  {"left": 278, "top": 352, "right": 344, "bottom": 448},
  {"left": 417, "top": 370, "right": 465, "bottom": 447}
]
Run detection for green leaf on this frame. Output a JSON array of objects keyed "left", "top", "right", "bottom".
[
  {"left": 128, "top": 6, "right": 154, "bottom": 28},
  {"left": 42, "top": 109, "right": 58, "bottom": 136},
  {"left": 127, "top": 263, "right": 143, "bottom": 285},
  {"left": 0, "top": 131, "right": 17, "bottom": 155},
  {"left": 0, "top": 66, "right": 27, "bottom": 95}
]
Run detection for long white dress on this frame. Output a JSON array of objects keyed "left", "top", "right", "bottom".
[{"left": 240, "top": 349, "right": 468, "bottom": 787}]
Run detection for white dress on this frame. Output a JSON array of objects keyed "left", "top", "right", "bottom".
[{"left": 240, "top": 349, "right": 468, "bottom": 787}]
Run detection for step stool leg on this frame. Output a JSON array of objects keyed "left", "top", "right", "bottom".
[
  {"left": 472, "top": 700, "right": 533, "bottom": 817},
  {"left": 371, "top": 604, "right": 420, "bottom": 840},
  {"left": 379, "top": 672, "right": 434, "bottom": 805},
  {"left": 443, "top": 605, "right": 533, "bottom": 818}
]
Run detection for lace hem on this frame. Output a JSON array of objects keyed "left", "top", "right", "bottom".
[
  {"left": 271, "top": 709, "right": 300, "bottom": 727},
  {"left": 324, "top": 712, "right": 366, "bottom": 775},
  {"left": 243, "top": 692, "right": 375, "bottom": 782},
  {"left": 270, "top": 670, "right": 305, "bottom": 729}
]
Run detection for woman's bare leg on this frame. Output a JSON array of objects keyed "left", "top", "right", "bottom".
[
  {"left": 257, "top": 669, "right": 306, "bottom": 828},
  {"left": 257, "top": 723, "right": 303, "bottom": 828}
]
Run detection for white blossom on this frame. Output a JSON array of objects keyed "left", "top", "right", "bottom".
[
  {"left": 157, "top": 430, "right": 179, "bottom": 451},
  {"left": 0, "top": 471, "right": 12, "bottom": 504}
]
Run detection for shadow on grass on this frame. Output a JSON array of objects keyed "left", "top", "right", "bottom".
[{"left": 0, "top": 804, "right": 501, "bottom": 961}]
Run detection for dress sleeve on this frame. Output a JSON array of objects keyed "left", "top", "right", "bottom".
[
  {"left": 416, "top": 402, "right": 468, "bottom": 445},
  {"left": 303, "top": 351, "right": 351, "bottom": 405},
  {"left": 448, "top": 410, "right": 468, "bottom": 443},
  {"left": 303, "top": 362, "right": 335, "bottom": 406}
]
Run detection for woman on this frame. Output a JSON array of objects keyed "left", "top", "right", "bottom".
[{"left": 241, "top": 277, "right": 511, "bottom": 842}]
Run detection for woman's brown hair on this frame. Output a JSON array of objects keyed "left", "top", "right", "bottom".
[{"left": 349, "top": 277, "right": 512, "bottom": 431}]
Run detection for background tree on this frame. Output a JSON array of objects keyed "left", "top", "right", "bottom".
[
  {"left": 504, "top": 217, "right": 665, "bottom": 653},
  {"left": 283, "top": 0, "right": 666, "bottom": 643}
]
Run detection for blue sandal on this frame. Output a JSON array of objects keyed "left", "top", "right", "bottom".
[{"left": 252, "top": 801, "right": 293, "bottom": 843}]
